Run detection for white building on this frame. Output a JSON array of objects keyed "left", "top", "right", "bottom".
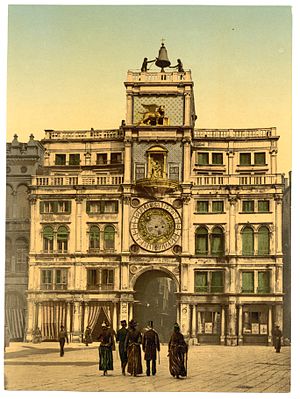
[{"left": 26, "top": 44, "right": 285, "bottom": 345}]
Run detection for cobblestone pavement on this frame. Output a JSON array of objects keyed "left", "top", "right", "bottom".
[{"left": 4, "top": 342, "right": 290, "bottom": 392}]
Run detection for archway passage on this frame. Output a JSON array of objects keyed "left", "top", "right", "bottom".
[{"left": 134, "top": 270, "right": 177, "bottom": 343}]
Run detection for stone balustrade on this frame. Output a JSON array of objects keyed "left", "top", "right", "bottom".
[
  {"left": 33, "top": 174, "right": 124, "bottom": 186},
  {"left": 194, "top": 127, "right": 276, "bottom": 139},
  {"left": 44, "top": 129, "right": 123, "bottom": 140},
  {"left": 126, "top": 70, "right": 192, "bottom": 83}
]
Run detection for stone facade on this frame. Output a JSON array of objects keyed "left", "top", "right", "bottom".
[
  {"left": 6, "top": 134, "right": 44, "bottom": 340},
  {"left": 24, "top": 56, "right": 285, "bottom": 345}
]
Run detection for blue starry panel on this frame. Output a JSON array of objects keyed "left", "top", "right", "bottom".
[{"left": 133, "top": 96, "right": 184, "bottom": 126}]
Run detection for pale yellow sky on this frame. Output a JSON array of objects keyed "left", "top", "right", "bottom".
[{"left": 6, "top": 5, "right": 292, "bottom": 175}]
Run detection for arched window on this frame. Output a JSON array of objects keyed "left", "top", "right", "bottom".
[
  {"left": 242, "top": 226, "right": 254, "bottom": 255},
  {"left": 16, "top": 185, "right": 30, "bottom": 219},
  {"left": 15, "top": 238, "right": 28, "bottom": 272},
  {"left": 5, "top": 238, "right": 12, "bottom": 272},
  {"left": 43, "top": 226, "right": 54, "bottom": 252},
  {"left": 6, "top": 185, "right": 13, "bottom": 219},
  {"left": 89, "top": 225, "right": 100, "bottom": 251},
  {"left": 104, "top": 225, "right": 115, "bottom": 250},
  {"left": 211, "top": 227, "right": 224, "bottom": 256},
  {"left": 258, "top": 226, "right": 270, "bottom": 255},
  {"left": 57, "top": 226, "right": 69, "bottom": 253},
  {"left": 195, "top": 227, "right": 208, "bottom": 255}
]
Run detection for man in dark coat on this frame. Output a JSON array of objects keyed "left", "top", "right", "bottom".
[
  {"left": 58, "top": 325, "right": 69, "bottom": 357},
  {"left": 273, "top": 325, "right": 283, "bottom": 353},
  {"left": 168, "top": 323, "right": 187, "bottom": 378},
  {"left": 116, "top": 320, "right": 128, "bottom": 375},
  {"left": 142, "top": 321, "right": 160, "bottom": 376},
  {"left": 84, "top": 325, "right": 93, "bottom": 346}
]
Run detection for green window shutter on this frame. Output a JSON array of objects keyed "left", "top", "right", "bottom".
[
  {"left": 242, "top": 201, "right": 254, "bottom": 212},
  {"left": 212, "top": 153, "right": 223, "bottom": 165},
  {"left": 86, "top": 201, "right": 90, "bottom": 213},
  {"left": 242, "top": 272, "right": 254, "bottom": 293},
  {"left": 197, "top": 201, "right": 208, "bottom": 213},
  {"left": 195, "top": 227, "right": 208, "bottom": 255},
  {"left": 258, "top": 226, "right": 269, "bottom": 255},
  {"left": 212, "top": 201, "right": 223, "bottom": 213},
  {"left": 211, "top": 227, "right": 224, "bottom": 255},
  {"left": 240, "top": 153, "right": 251, "bottom": 165},
  {"left": 254, "top": 152, "right": 265, "bottom": 165},
  {"left": 242, "top": 227, "right": 254, "bottom": 255},
  {"left": 211, "top": 272, "right": 223, "bottom": 293},
  {"left": 258, "top": 200, "right": 269, "bottom": 212},
  {"left": 43, "top": 226, "right": 54, "bottom": 240},
  {"left": 66, "top": 201, "right": 71, "bottom": 214},
  {"left": 57, "top": 226, "right": 68, "bottom": 241},
  {"left": 195, "top": 272, "right": 208, "bottom": 292},
  {"left": 198, "top": 153, "right": 209, "bottom": 165},
  {"left": 258, "top": 271, "right": 270, "bottom": 293}
]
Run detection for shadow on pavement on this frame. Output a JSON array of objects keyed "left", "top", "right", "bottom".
[
  {"left": 4, "top": 345, "right": 96, "bottom": 359},
  {"left": 5, "top": 361, "right": 98, "bottom": 367}
]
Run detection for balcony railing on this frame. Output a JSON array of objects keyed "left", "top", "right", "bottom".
[
  {"left": 192, "top": 174, "right": 284, "bottom": 186},
  {"left": 44, "top": 129, "right": 123, "bottom": 140},
  {"left": 33, "top": 174, "right": 124, "bottom": 186},
  {"left": 126, "top": 70, "right": 192, "bottom": 83},
  {"left": 194, "top": 127, "right": 276, "bottom": 139}
]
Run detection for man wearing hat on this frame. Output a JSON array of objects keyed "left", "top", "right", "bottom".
[
  {"left": 116, "top": 320, "right": 128, "bottom": 375},
  {"left": 273, "top": 325, "right": 283, "bottom": 353},
  {"left": 58, "top": 325, "right": 69, "bottom": 357},
  {"left": 142, "top": 321, "right": 160, "bottom": 376}
]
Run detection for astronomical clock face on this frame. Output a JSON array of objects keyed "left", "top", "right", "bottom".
[{"left": 130, "top": 201, "right": 181, "bottom": 252}]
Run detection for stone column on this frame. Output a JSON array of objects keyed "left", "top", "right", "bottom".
[
  {"left": 120, "top": 301, "right": 129, "bottom": 323},
  {"left": 121, "top": 262, "right": 129, "bottom": 289},
  {"left": 227, "top": 149, "right": 235, "bottom": 175},
  {"left": 191, "top": 304, "right": 197, "bottom": 338},
  {"left": 176, "top": 302, "right": 180, "bottom": 324},
  {"left": 124, "top": 140, "right": 132, "bottom": 184},
  {"left": 184, "top": 92, "right": 191, "bottom": 126},
  {"left": 75, "top": 197, "right": 83, "bottom": 252},
  {"left": 226, "top": 301, "right": 237, "bottom": 346},
  {"left": 26, "top": 300, "right": 34, "bottom": 341},
  {"left": 180, "top": 303, "right": 189, "bottom": 337},
  {"left": 238, "top": 305, "right": 243, "bottom": 345},
  {"left": 29, "top": 196, "right": 37, "bottom": 252},
  {"left": 220, "top": 306, "right": 225, "bottom": 345},
  {"left": 268, "top": 306, "right": 273, "bottom": 345},
  {"left": 72, "top": 301, "right": 83, "bottom": 342},
  {"left": 113, "top": 302, "right": 118, "bottom": 332},
  {"left": 228, "top": 196, "right": 238, "bottom": 255},
  {"left": 37, "top": 302, "right": 42, "bottom": 328},
  {"left": 83, "top": 302, "right": 89, "bottom": 331},
  {"left": 275, "top": 195, "right": 283, "bottom": 255},
  {"left": 274, "top": 304, "right": 283, "bottom": 330},
  {"left": 183, "top": 140, "right": 191, "bottom": 183},
  {"left": 182, "top": 196, "right": 190, "bottom": 254},
  {"left": 270, "top": 149, "right": 277, "bottom": 175},
  {"left": 129, "top": 302, "right": 133, "bottom": 321},
  {"left": 126, "top": 94, "right": 133, "bottom": 125}
]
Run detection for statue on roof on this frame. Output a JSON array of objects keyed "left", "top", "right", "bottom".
[
  {"left": 141, "top": 57, "right": 156, "bottom": 72},
  {"left": 170, "top": 59, "right": 184, "bottom": 73}
]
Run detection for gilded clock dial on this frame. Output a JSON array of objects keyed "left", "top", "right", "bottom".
[{"left": 138, "top": 209, "right": 175, "bottom": 244}]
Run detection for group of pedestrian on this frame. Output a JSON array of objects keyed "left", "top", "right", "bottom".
[{"left": 97, "top": 319, "right": 188, "bottom": 378}]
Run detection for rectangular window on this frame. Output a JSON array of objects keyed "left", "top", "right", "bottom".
[
  {"left": 55, "top": 154, "right": 66, "bottom": 165},
  {"left": 258, "top": 200, "right": 269, "bottom": 212},
  {"left": 212, "top": 201, "right": 224, "bottom": 213},
  {"left": 212, "top": 153, "right": 223, "bottom": 165},
  {"left": 135, "top": 163, "right": 146, "bottom": 180},
  {"left": 86, "top": 200, "right": 118, "bottom": 214},
  {"left": 96, "top": 153, "right": 108, "bottom": 165},
  {"left": 258, "top": 271, "right": 270, "bottom": 293},
  {"left": 194, "top": 271, "right": 208, "bottom": 293},
  {"left": 87, "top": 269, "right": 98, "bottom": 289},
  {"left": 55, "top": 269, "right": 68, "bottom": 290},
  {"left": 69, "top": 154, "right": 80, "bottom": 165},
  {"left": 111, "top": 152, "right": 122, "bottom": 164},
  {"left": 40, "top": 201, "right": 71, "bottom": 214},
  {"left": 101, "top": 269, "right": 114, "bottom": 290},
  {"left": 211, "top": 272, "right": 224, "bottom": 293},
  {"left": 169, "top": 164, "right": 180, "bottom": 181},
  {"left": 197, "top": 152, "right": 209, "bottom": 165},
  {"left": 41, "top": 269, "right": 53, "bottom": 290},
  {"left": 197, "top": 201, "right": 209, "bottom": 213},
  {"left": 242, "top": 200, "right": 254, "bottom": 213},
  {"left": 242, "top": 272, "right": 254, "bottom": 293},
  {"left": 254, "top": 152, "right": 266, "bottom": 165},
  {"left": 57, "top": 201, "right": 71, "bottom": 214},
  {"left": 240, "top": 153, "right": 251, "bottom": 166}
]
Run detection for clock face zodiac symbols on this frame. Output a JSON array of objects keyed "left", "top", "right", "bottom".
[{"left": 130, "top": 201, "right": 181, "bottom": 252}]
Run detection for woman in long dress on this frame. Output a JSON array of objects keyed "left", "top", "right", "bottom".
[
  {"left": 125, "top": 319, "right": 143, "bottom": 376},
  {"left": 98, "top": 322, "right": 114, "bottom": 375},
  {"left": 168, "top": 323, "right": 187, "bottom": 378}
]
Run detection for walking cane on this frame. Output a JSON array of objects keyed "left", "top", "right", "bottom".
[{"left": 185, "top": 346, "right": 188, "bottom": 378}]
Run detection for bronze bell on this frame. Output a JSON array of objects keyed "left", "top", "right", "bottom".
[{"left": 155, "top": 42, "right": 171, "bottom": 72}]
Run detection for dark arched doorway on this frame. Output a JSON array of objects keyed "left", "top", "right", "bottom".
[{"left": 134, "top": 270, "right": 177, "bottom": 343}]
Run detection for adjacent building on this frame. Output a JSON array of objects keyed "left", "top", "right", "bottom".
[
  {"left": 23, "top": 44, "right": 286, "bottom": 345},
  {"left": 5, "top": 134, "right": 44, "bottom": 340}
]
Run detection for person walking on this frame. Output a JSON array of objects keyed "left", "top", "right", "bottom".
[
  {"left": 142, "top": 321, "right": 160, "bottom": 376},
  {"left": 168, "top": 323, "right": 187, "bottom": 379},
  {"left": 84, "top": 325, "right": 93, "bottom": 346},
  {"left": 125, "top": 319, "right": 143, "bottom": 377},
  {"left": 116, "top": 320, "right": 128, "bottom": 375},
  {"left": 98, "top": 321, "right": 114, "bottom": 376},
  {"left": 273, "top": 325, "right": 283, "bottom": 353},
  {"left": 58, "top": 325, "right": 69, "bottom": 357}
]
